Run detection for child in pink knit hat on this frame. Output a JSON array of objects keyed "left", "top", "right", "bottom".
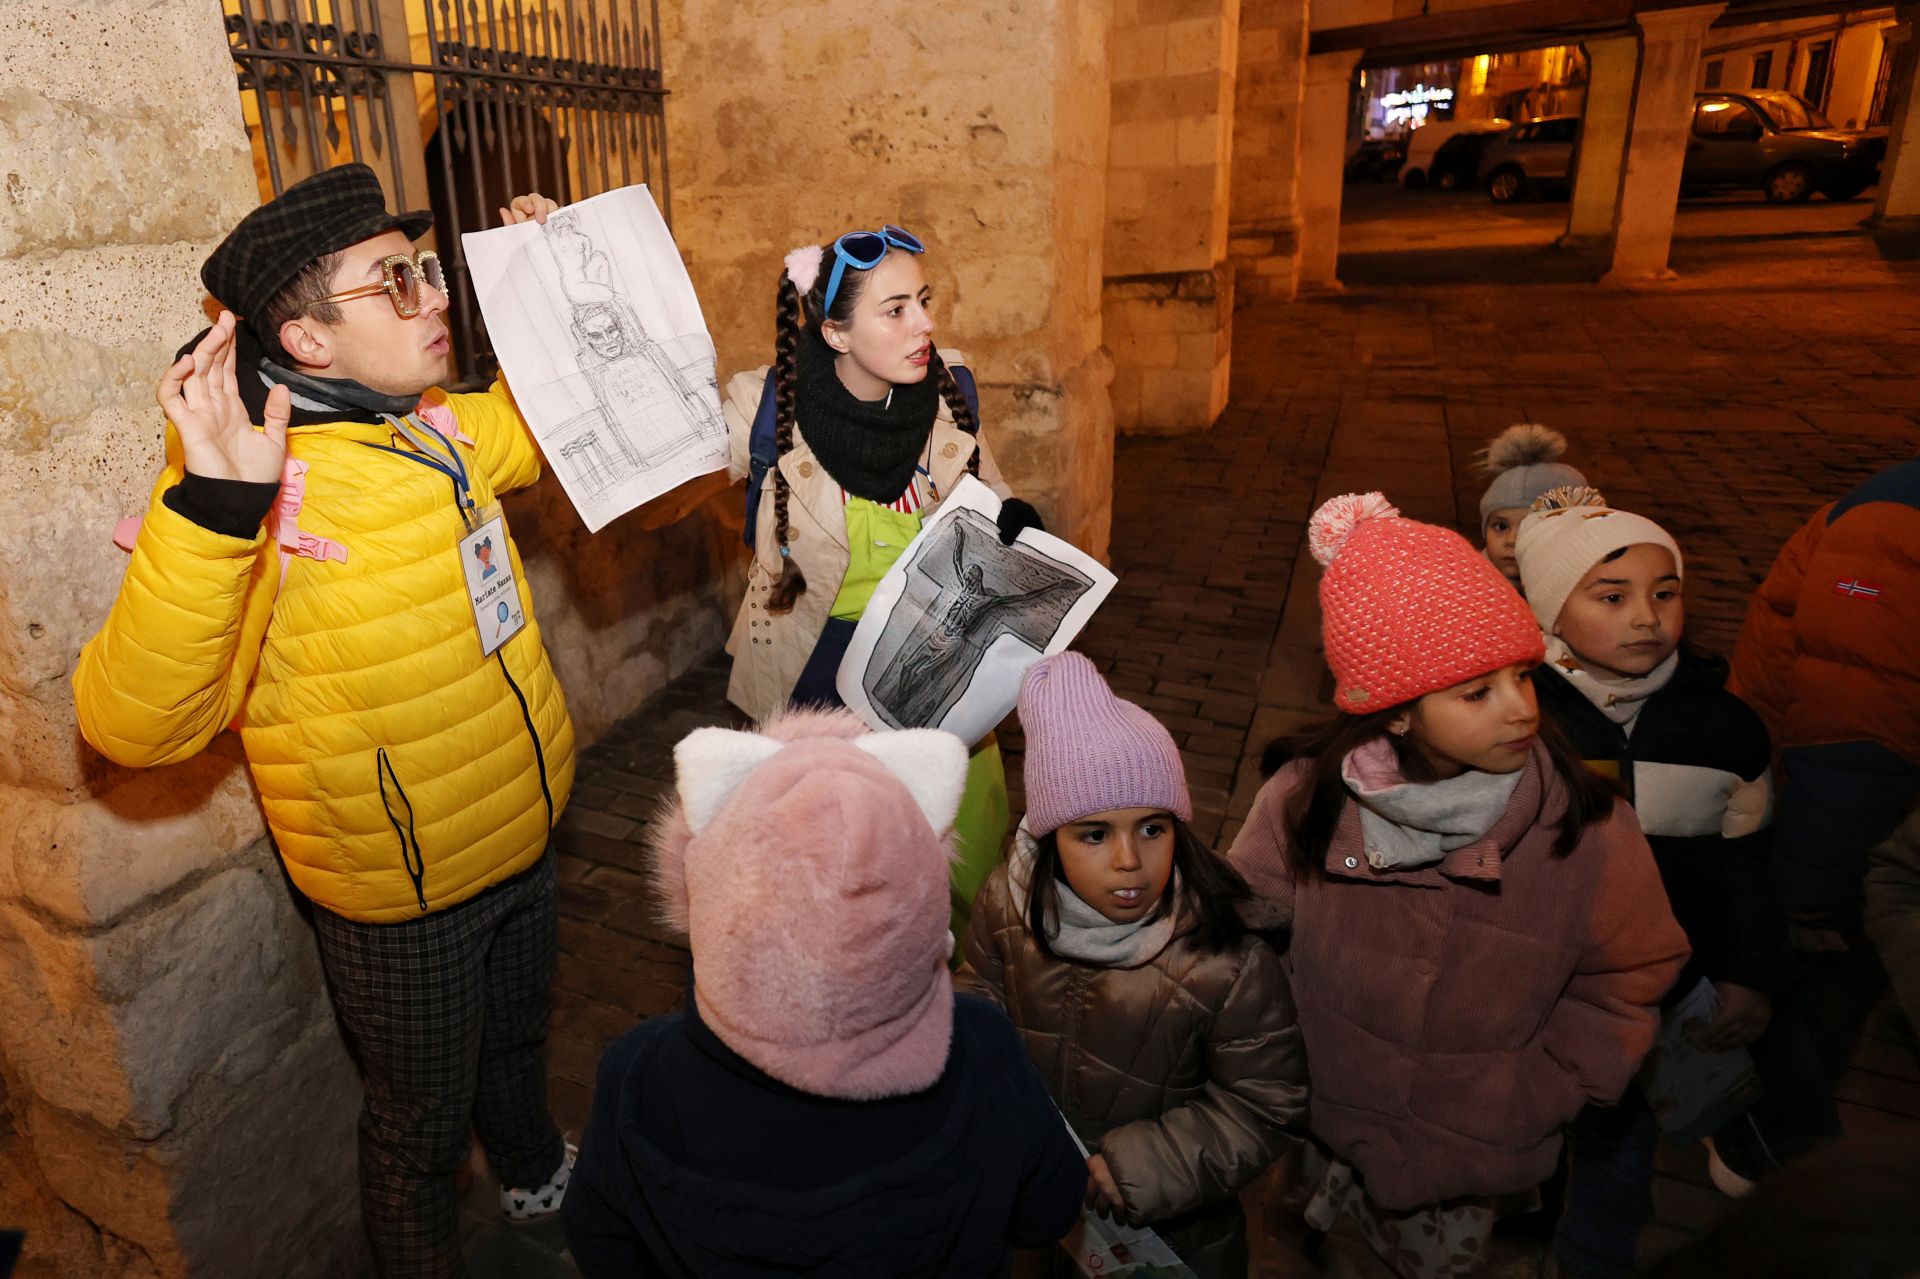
[
  {"left": 1232, "top": 494, "right": 1689, "bottom": 1279},
  {"left": 956, "top": 652, "right": 1308, "bottom": 1278},
  {"left": 563, "top": 708, "right": 1086, "bottom": 1277}
]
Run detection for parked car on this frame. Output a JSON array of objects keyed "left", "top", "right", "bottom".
[
  {"left": 1345, "top": 138, "right": 1406, "bottom": 183},
  {"left": 1429, "top": 128, "right": 1508, "bottom": 191},
  {"left": 1684, "top": 90, "right": 1879, "bottom": 202},
  {"left": 1478, "top": 116, "right": 1580, "bottom": 202},
  {"left": 1401, "top": 118, "right": 1510, "bottom": 188}
]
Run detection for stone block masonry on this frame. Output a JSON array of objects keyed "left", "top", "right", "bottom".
[
  {"left": 1102, "top": 0, "right": 1239, "bottom": 434},
  {"left": 1103, "top": 265, "right": 1233, "bottom": 434},
  {"left": 1227, "top": 0, "right": 1309, "bottom": 299},
  {"left": 0, "top": 3, "right": 368, "bottom": 1273}
]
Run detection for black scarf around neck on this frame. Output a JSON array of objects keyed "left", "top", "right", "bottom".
[
  {"left": 173, "top": 324, "right": 421, "bottom": 428},
  {"left": 792, "top": 327, "right": 941, "bottom": 503}
]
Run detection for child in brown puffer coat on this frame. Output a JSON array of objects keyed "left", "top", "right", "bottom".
[{"left": 956, "top": 653, "right": 1308, "bottom": 1278}]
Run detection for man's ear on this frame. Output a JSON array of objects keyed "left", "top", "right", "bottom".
[{"left": 278, "top": 316, "right": 335, "bottom": 371}]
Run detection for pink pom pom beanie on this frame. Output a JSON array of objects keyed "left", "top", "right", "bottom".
[
  {"left": 648, "top": 707, "right": 969, "bottom": 1101},
  {"left": 1310, "top": 492, "right": 1546, "bottom": 713},
  {"left": 1018, "top": 652, "right": 1191, "bottom": 837}
]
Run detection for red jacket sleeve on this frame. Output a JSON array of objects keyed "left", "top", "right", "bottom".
[{"left": 1729, "top": 507, "right": 1828, "bottom": 737}]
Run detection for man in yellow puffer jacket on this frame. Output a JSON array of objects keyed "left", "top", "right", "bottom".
[{"left": 73, "top": 165, "right": 578, "bottom": 1277}]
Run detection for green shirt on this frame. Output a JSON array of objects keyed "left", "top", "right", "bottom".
[{"left": 829, "top": 496, "right": 925, "bottom": 622}]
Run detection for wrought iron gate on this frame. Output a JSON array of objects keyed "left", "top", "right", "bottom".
[{"left": 225, "top": 0, "right": 669, "bottom": 386}]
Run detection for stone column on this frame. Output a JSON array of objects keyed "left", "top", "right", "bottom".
[
  {"left": 1103, "top": 0, "right": 1241, "bottom": 436},
  {"left": 1602, "top": 3, "right": 1728, "bottom": 284},
  {"left": 0, "top": 3, "right": 364, "bottom": 1276},
  {"left": 1871, "top": 6, "right": 1920, "bottom": 233},
  {"left": 1228, "top": 0, "right": 1310, "bottom": 300},
  {"left": 1561, "top": 34, "right": 1640, "bottom": 248},
  {"left": 1295, "top": 50, "right": 1362, "bottom": 293},
  {"left": 660, "top": 0, "right": 1116, "bottom": 556}
]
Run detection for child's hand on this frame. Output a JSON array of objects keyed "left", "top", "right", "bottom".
[
  {"left": 1085, "top": 1154, "right": 1126, "bottom": 1221},
  {"left": 1696, "top": 981, "right": 1771, "bottom": 1052}
]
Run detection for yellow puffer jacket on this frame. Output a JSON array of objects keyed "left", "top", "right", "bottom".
[{"left": 73, "top": 382, "right": 575, "bottom": 923}]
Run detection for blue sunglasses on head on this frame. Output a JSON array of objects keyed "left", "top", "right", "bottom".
[{"left": 821, "top": 224, "right": 925, "bottom": 317}]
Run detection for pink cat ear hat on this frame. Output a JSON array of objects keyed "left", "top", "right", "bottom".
[{"left": 648, "top": 707, "right": 969, "bottom": 1101}]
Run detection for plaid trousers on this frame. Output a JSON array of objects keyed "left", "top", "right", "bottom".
[{"left": 313, "top": 851, "right": 565, "bottom": 1279}]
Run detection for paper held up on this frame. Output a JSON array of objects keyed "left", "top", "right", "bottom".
[
  {"left": 462, "top": 184, "right": 728, "bottom": 533},
  {"left": 835, "top": 475, "right": 1117, "bottom": 746}
]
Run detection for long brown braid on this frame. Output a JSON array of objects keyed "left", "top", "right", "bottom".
[
  {"left": 767, "top": 273, "right": 808, "bottom": 613},
  {"left": 929, "top": 349, "right": 981, "bottom": 477}
]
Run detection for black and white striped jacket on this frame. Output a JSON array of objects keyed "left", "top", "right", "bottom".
[{"left": 1536, "top": 648, "right": 1788, "bottom": 995}]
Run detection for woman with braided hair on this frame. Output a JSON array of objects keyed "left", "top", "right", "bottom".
[{"left": 719, "top": 225, "right": 1043, "bottom": 938}]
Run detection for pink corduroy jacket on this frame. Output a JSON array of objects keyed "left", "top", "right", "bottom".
[{"left": 1228, "top": 744, "right": 1689, "bottom": 1211}]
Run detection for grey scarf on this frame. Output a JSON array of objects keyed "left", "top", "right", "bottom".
[{"left": 1342, "top": 737, "right": 1522, "bottom": 871}]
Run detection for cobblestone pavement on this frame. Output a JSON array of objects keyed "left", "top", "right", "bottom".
[{"left": 497, "top": 235, "right": 1919, "bottom": 1276}]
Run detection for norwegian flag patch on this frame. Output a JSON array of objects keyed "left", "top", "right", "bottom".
[{"left": 1833, "top": 579, "right": 1883, "bottom": 599}]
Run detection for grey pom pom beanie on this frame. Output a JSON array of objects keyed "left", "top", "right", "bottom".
[{"left": 1478, "top": 424, "right": 1586, "bottom": 531}]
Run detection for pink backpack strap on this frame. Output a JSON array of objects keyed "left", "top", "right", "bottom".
[
  {"left": 416, "top": 400, "right": 477, "bottom": 447},
  {"left": 112, "top": 457, "right": 349, "bottom": 590},
  {"left": 268, "top": 457, "right": 349, "bottom": 576}
]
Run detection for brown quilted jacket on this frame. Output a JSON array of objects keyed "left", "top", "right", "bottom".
[{"left": 955, "top": 850, "right": 1307, "bottom": 1271}]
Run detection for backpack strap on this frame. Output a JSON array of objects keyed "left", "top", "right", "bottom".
[
  {"left": 951, "top": 364, "right": 980, "bottom": 430},
  {"left": 743, "top": 368, "right": 779, "bottom": 550},
  {"left": 112, "top": 454, "right": 348, "bottom": 596}
]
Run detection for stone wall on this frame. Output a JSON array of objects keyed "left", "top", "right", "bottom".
[
  {"left": 0, "top": 2, "right": 742, "bottom": 1274},
  {"left": 0, "top": 6, "right": 366, "bottom": 1275},
  {"left": 659, "top": 0, "right": 1116, "bottom": 557},
  {"left": 1228, "top": 0, "right": 1309, "bottom": 299},
  {"left": 1103, "top": 0, "right": 1239, "bottom": 434}
]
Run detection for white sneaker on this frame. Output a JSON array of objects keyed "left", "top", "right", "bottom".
[
  {"left": 500, "top": 1141, "right": 576, "bottom": 1226},
  {"left": 1703, "top": 1137, "right": 1756, "bottom": 1200}
]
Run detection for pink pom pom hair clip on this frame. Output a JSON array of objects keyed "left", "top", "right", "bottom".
[{"left": 784, "top": 244, "right": 824, "bottom": 296}]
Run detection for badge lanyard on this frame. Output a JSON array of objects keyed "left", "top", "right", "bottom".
[
  {"left": 368, "top": 413, "right": 478, "bottom": 530},
  {"left": 364, "top": 413, "right": 526, "bottom": 656}
]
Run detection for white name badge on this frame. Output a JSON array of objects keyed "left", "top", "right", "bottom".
[{"left": 458, "top": 507, "right": 527, "bottom": 657}]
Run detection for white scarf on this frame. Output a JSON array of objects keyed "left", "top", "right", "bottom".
[
  {"left": 1543, "top": 636, "right": 1680, "bottom": 733},
  {"left": 1341, "top": 737, "right": 1523, "bottom": 871},
  {"left": 1008, "top": 824, "right": 1179, "bottom": 968}
]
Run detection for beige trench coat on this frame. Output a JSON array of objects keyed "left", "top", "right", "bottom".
[{"left": 721, "top": 350, "right": 1013, "bottom": 721}]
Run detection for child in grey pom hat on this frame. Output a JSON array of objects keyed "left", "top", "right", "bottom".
[{"left": 1477, "top": 423, "right": 1586, "bottom": 589}]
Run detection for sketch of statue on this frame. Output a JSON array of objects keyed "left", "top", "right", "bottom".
[
  {"left": 865, "top": 510, "right": 1092, "bottom": 730},
  {"left": 541, "top": 212, "right": 724, "bottom": 468}
]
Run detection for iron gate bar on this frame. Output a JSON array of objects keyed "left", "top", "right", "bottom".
[{"left": 225, "top": 0, "right": 668, "bottom": 387}]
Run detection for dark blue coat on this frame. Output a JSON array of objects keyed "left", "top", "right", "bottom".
[{"left": 562, "top": 992, "right": 1087, "bottom": 1277}]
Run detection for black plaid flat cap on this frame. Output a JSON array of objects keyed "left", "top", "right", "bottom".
[{"left": 202, "top": 163, "right": 432, "bottom": 329}]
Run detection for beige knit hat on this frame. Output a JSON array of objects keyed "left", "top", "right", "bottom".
[{"left": 1515, "top": 487, "right": 1684, "bottom": 630}]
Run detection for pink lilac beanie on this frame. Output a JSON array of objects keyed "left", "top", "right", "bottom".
[
  {"left": 648, "top": 707, "right": 968, "bottom": 1101},
  {"left": 1311, "top": 492, "right": 1545, "bottom": 713},
  {"left": 1018, "top": 652, "right": 1191, "bottom": 836}
]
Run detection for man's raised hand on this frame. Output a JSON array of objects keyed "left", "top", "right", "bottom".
[
  {"left": 499, "top": 192, "right": 561, "bottom": 226},
  {"left": 159, "top": 311, "right": 290, "bottom": 485}
]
